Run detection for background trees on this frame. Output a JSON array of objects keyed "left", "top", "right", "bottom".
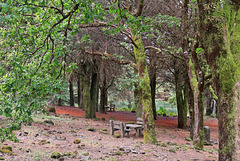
[{"left": 1, "top": 0, "right": 240, "bottom": 159}]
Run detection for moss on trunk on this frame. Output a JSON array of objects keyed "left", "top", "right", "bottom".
[
  {"left": 197, "top": 1, "right": 240, "bottom": 160},
  {"left": 132, "top": 33, "right": 157, "bottom": 144}
]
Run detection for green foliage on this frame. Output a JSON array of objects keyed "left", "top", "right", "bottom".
[{"left": 0, "top": 0, "right": 107, "bottom": 142}]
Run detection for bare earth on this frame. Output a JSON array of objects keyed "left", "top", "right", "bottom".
[{"left": 0, "top": 105, "right": 218, "bottom": 161}]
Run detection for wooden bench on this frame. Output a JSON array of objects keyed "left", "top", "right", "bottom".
[
  {"left": 105, "top": 104, "right": 115, "bottom": 112},
  {"left": 110, "top": 120, "right": 130, "bottom": 137}
]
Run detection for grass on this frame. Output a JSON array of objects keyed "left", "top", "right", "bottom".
[{"left": 115, "top": 99, "right": 177, "bottom": 116}]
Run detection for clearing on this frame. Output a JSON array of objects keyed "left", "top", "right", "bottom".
[{"left": 0, "top": 105, "right": 218, "bottom": 161}]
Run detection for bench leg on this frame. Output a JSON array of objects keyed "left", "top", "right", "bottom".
[
  {"left": 136, "top": 128, "right": 140, "bottom": 137},
  {"left": 110, "top": 120, "right": 114, "bottom": 135},
  {"left": 120, "top": 122, "right": 125, "bottom": 137}
]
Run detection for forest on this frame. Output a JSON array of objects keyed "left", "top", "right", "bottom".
[{"left": 0, "top": 0, "right": 240, "bottom": 160}]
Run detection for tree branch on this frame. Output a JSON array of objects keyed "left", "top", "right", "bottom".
[{"left": 80, "top": 47, "right": 136, "bottom": 69}]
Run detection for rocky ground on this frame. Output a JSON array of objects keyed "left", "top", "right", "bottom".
[{"left": 0, "top": 106, "right": 218, "bottom": 161}]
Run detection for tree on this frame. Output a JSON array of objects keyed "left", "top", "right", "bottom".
[{"left": 197, "top": 0, "right": 240, "bottom": 159}]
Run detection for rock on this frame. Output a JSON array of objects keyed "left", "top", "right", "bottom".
[
  {"left": 63, "top": 152, "right": 72, "bottom": 157},
  {"left": 0, "top": 149, "right": 12, "bottom": 154},
  {"left": 47, "top": 130, "right": 54, "bottom": 134},
  {"left": 44, "top": 119, "right": 54, "bottom": 125},
  {"left": 126, "top": 149, "right": 131, "bottom": 153},
  {"left": 26, "top": 149, "right": 31, "bottom": 153},
  {"left": 114, "top": 151, "right": 122, "bottom": 155},
  {"left": 57, "top": 131, "right": 63, "bottom": 134},
  {"left": 140, "top": 151, "right": 146, "bottom": 154},
  {"left": 58, "top": 157, "right": 65, "bottom": 161},
  {"left": 39, "top": 139, "right": 50, "bottom": 144},
  {"left": 69, "top": 130, "right": 76, "bottom": 133},
  {"left": 86, "top": 126, "right": 95, "bottom": 132},
  {"left": 119, "top": 146, "right": 125, "bottom": 151},
  {"left": 132, "top": 151, "right": 138, "bottom": 154},
  {"left": 169, "top": 147, "right": 176, "bottom": 153},
  {"left": 34, "top": 133, "right": 39, "bottom": 137},
  {"left": 1, "top": 146, "right": 12, "bottom": 151},
  {"left": 114, "top": 134, "right": 121, "bottom": 138},
  {"left": 59, "top": 136, "right": 66, "bottom": 140},
  {"left": 82, "top": 152, "right": 89, "bottom": 156},
  {"left": 73, "top": 139, "right": 81, "bottom": 144},
  {"left": 51, "top": 151, "right": 62, "bottom": 159},
  {"left": 185, "top": 137, "right": 192, "bottom": 141},
  {"left": 0, "top": 157, "right": 5, "bottom": 160},
  {"left": 18, "top": 132, "right": 28, "bottom": 136}
]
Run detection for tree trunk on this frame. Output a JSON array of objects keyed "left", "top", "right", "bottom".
[
  {"left": 132, "top": 33, "right": 157, "bottom": 144},
  {"left": 81, "top": 62, "right": 97, "bottom": 119},
  {"left": 77, "top": 78, "right": 81, "bottom": 108},
  {"left": 69, "top": 80, "right": 74, "bottom": 107},
  {"left": 90, "top": 71, "right": 98, "bottom": 118},
  {"left": 197, "top": 1, "right": 240, "bottom": 159},
  {"left": 100, "top": 77, "right": 107, "bottom": 114},
  {"left": 187, "top": 58, "right": 204, "bottom": 149},
  {"left": 176, "top": 79, "right": 187, "bottom": 129},
  {"left": 134, "top": 68, "right": 143, "bottom": 118},
  {"left": 188, "top": 84, "right": 194, "bottom": 140},
  {"left": 57, "top": 97, "right": 62, "bottom": 106},
  {"left": 150, "top": 69, "right": 157, "bottom": 120}
]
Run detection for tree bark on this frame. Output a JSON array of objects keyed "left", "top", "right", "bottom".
[
  {"left": 132, "top": 33, "right": 157, "bottom": 144},
  {"left": 81, "top": 62, "right": 97, "bottom": 119},
  {"left": 77, "top": 78, "right": 81, "bottom": 108},
  {"left": 69, "top": 80, "right": 74, "bottom": 107},
  {"left": 90, "top": 70, "right": 98, "bottom": 118},
  {"left": 134, "top": 68, "right": 143, "bottom": 118},
  {"left": 176, "top": 78, "right": 187, "bottom": 129},
  {"left": 188, "top": 84, "right": 194, "bottom": 140},
  {"left": 197, "top": 1, "right": 240, "bottom": 159},
  {"left": 150, "top": 67, "right": 157, "bottom": 120}
]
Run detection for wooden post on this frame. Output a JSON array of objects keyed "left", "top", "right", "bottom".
[
  {"left": 110, "top": 120, "right": 114, "bottom": 135},
  {"left": 204, "top": 126, "right": 210, "bottom": 145}
]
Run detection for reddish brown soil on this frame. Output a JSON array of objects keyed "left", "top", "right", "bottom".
[
  {"left": 0, "top": 105, "right": 219, "bottom": 161},
  {"left": 55, "top": 105, "right": 219, "bottom": 139}
]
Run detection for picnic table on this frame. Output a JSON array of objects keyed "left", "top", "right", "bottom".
[{"left": 125, "top": 124, "right": 143, "bottom": 137}]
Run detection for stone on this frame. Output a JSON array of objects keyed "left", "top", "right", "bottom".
[
  {"left": 44, "top": 119, "right": 54, "bottom": 125},
  {"left": 0, "top": 149, "right": 12, "bottom": 154},
  {"left": 204, "top": 126, "right": 211, "bottom": 145},
  {"left": 185, "top": 137, "right": 192, "bottom": 141},
  {"left": 51, "top": 151, "right": 62, "bottom": 159},
  {"left": 169, "top": 147, "right": 176, "bottom": 153},
  {"left": 1, "top": 146, "right": 12, "bottom": 151},
  {"left": 73, "top": 139, "right": 81, "bottom": 144},
  {"left": 119, "top": 146, "right": 125, "bottom": 151},
  {"left": 86, "top": 126, "right": 95, "bottom": 132},
  {"left": 59, "top": 136, "right": 66, "bottom": 140},
  {"left": 114, "top": 134, "right": 121, "bottom": 138},
  {"left": 26, "top": 149, "right": 31, "bottom": 153}
]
